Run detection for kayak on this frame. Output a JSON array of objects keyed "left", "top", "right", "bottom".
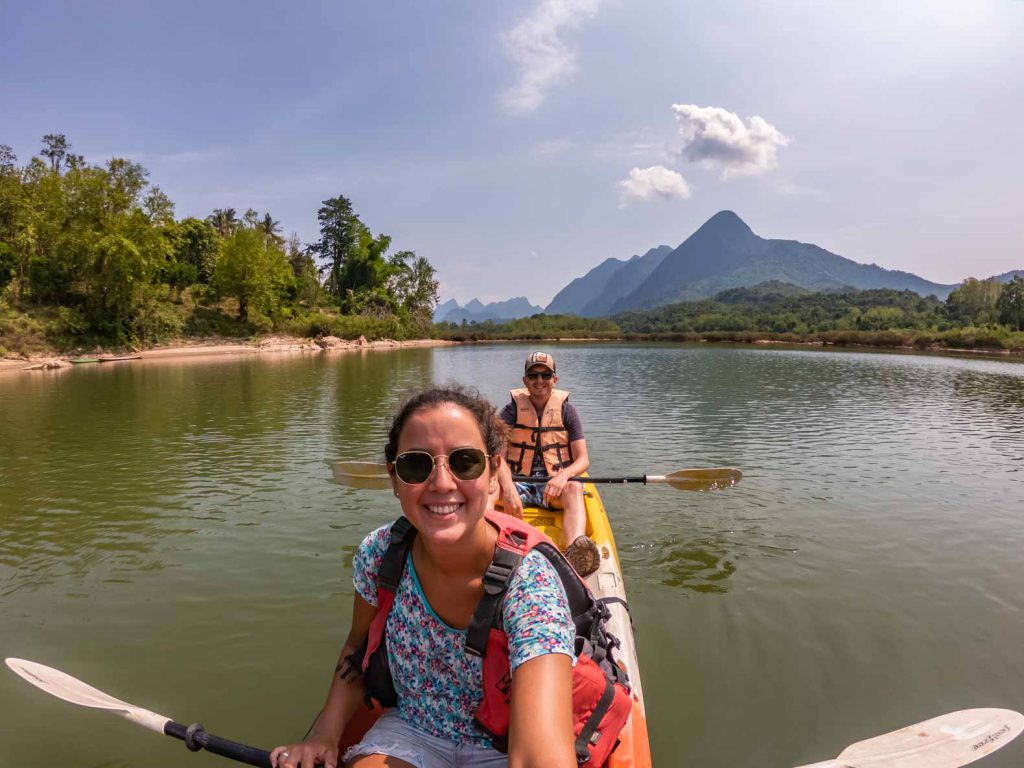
[
  {"left": 69, "top": 357, "right": 100, "bottom": 364},
  {"left": 522, "top": 482, "right": 653, "bottom": 768}
]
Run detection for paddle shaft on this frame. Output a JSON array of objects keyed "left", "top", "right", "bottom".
[
  {"left": 514, "top": 474, "right": 653, "bottom": 484},
  {"left": 164, "top": 721, "right": 271, "bottom": 768}
]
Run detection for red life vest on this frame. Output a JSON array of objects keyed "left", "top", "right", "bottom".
[{"left": 357, "top": 511, "right": 633, "bottom": 767}]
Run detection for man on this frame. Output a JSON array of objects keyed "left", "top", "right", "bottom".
[{"left": 496, "top": 351, "right": 601, "bottom": 577}]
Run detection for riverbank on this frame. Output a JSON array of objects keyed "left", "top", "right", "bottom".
[{"left": 0, "top": 335, "right": 455, "bottom": 375}]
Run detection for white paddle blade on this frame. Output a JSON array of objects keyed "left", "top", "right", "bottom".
[
  {"left": 5, "top": 658, "right": 170, "bottom": 734},
  {"left": 330, "top": 461, "right": 392, "bottom": 490},
  {"left": 651, "top": 467, "right": 742, "bottom": 491},
  {"left": 794, "top": 708, "right": 1024, "bottom": 768}
]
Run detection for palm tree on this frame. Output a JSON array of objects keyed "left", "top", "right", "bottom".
[
  {"left": 258, "top": 212, "right": 283, "bottom": 245},
  {"left": 206, "top": 208, "right": 238, "bottom": 238}
]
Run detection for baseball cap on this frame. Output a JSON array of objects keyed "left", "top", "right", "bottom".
[{"left": 524, "top": 351, "right": 556, "bottom": 373}]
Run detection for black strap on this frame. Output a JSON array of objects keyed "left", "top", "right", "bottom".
[
  {"left": 574, "top": 677, "right": 617, "bottom": 763},
  {"left": 465, "top": 544, "right": 524, "bottom": 657},
  {"left": 378, "top": 517, "right": 415, "bottom": 591}
]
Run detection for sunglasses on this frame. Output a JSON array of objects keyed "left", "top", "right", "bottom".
[
  {"left": 525, "top": 371, "right": 554, "bottom": 380},
  {"left": 392, "top": 447, "right": 490, "bottom": 485}
]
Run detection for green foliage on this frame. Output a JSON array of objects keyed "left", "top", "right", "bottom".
[
  {"left": 213, "top": 226, "right": 292, "bottom": 322},
  {"left": 281, "top": 311, "right": 413, "bottom": 341},
  {"left": 615, "top": 285, "right": 947, "bottom": 335},
  {"left": 171, "top": 217, "right": 219, "bottom": 284},
  {"left": 996, "top": 276, "right": 1024, "bottom": 331},
  {"left": 0, "top": 242, "right": 15, "bottom": 290},
  {"left": 946, "top": 277, "right": 1003, "bottom": 325}
]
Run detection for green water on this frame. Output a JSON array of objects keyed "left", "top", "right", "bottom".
[{"left": 2, "top": 344, "right": 1023, "bottom": 767}]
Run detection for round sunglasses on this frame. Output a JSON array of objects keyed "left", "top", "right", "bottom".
[{"left": 392, "top": 447, "right": 490, "bottom": 485}]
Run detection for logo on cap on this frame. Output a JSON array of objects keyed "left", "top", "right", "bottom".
[{"left": 524, "top": 352, "right": 555, "bottom": 372}]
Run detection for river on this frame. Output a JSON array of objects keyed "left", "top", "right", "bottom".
[{"left": 1, "top": 343, "right": 1022, "bottom": 767}]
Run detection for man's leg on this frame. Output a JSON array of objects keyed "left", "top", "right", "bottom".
[
  {"left": 560, "top": 480, "right": 586, "bottom": 545},
  {"left": 558, "top": 481, "right": 600, "bottom": 577}
]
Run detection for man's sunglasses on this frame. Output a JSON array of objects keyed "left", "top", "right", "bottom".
[
  {"left": 525, "top": 371, "right": 554, "bottom": 380},
  {"left": 392, "top": 448, "right": 490, "bottom": 485}
]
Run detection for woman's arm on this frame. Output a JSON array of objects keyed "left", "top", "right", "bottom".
[
  {"left": 508, "top": 653, "right": 576, "bottom": 768},
  {"left": 270, "top": 594, "right": 377, "bottom": 768}
]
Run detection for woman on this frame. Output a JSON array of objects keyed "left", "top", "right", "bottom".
[{"left": 271, "top": 387, "right": 578, "bottom": 768}]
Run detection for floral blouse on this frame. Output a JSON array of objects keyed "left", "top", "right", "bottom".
[{"left": 352, "top": 522, "right": 574, "bottom": 746}]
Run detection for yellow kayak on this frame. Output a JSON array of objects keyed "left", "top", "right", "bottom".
[{"left": 522, "top": 482, "right": 653, "bottom": 768}]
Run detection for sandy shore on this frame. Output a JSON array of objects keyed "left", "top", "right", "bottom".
[{"left": 0, "top": 335, "right": 456, "bottom": 375}]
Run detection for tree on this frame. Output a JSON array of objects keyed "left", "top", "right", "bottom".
[
  {"left": 41, "top": 134, "right": 70, "bottom": 173},
  {"left": 0, "top": 242, "right": 15, "bottom": 291},
  {"left": 997, "top": 276, "right": 1024, "bottom": 331},
  {"left": 0, "top": 144, "right": 16, "bottom": 174},
  {"left": 206, "top": 208, "right": 238, "bottom": 238},
  {"left": 173, "top": 218, "right": 219, "bottom": 284},
  {"left": 213, "top": 227, "right": 292, "bottom": 322},
  {"left": 310, "top": 195, "right": 359, "bottom": 299},
  {"left": 387, "top": 250, "right": 439, "bottom": 323},
  {"left": 946, "top": 278, "right": 1003, "bottom": 325},
  {"left": 257, "top": 212, "right": 283, "bottom": 245},
  {"left": 143, "top": 186, "right": 175, "bottom": 225}
]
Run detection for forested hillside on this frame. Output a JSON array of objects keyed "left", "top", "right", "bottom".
[{"left": 0, "top": 135, "right": 439, "bottom": 355}]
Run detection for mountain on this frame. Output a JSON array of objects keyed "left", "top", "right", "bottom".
[
  {"left": 993, "top": 269, "right": 1024, "bottom": 283},
  {"left": 545, "top": 246, "right": 673, "bottom": 317},
  {"left": 606, "top": 211, "right": 957, "bottom": 313},
  {"left": 437, "top": 296, "right": 544, "bottom": 324},
  {"left": 433, "top": 298, "right": 460, "bottom": 322}
]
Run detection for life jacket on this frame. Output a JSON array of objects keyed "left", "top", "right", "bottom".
[
  {"left": 357, "top": 511, "right": 633, "bottom": 767},
  {"left": 506, "top": 388, "right": 573, "bottom": 476}
]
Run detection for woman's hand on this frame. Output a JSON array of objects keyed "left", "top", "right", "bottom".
[{"left": 270, "top": 735, "right": 338, "bottom": 768}]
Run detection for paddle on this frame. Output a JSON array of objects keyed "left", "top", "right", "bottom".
[
  {"left": 793, "top": 707, "right": 1024, "bottom": 767},
  {"left": 8, "top": 658, "right": 1022, "bottom": 768},
  {"left": 330, "top": 461, "right": 742, "bottom": 492},
  {"left": 5, "top": 658, "right": 272, "bottom": 767}
]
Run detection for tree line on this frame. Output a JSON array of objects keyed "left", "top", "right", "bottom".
[
  {"left": 0, "top": 135, "right": 439, "bottom": 349},
  {"left": 436, "top": 279, "right": 1024, "bottom": 352},
  {"left": 611, "top": 280, "right": 1024, "bottom": 335}
]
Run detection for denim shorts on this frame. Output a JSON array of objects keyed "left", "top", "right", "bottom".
[{"left": 343, "top": 711, "right": 507, "bottom": 768}]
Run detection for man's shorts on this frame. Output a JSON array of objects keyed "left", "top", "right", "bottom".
[
  {"left": 515, "top": 480, "right": 549, "bottom": 509},
  {"left": 343, "top": 711, "right": 507, "bottom": 768}
]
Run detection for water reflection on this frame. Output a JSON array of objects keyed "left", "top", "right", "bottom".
[{"left": 2, "top": 344, "right": 1024, "bottom": 768}]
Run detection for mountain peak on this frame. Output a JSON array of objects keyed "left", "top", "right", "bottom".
[{"left": 697, "top": 210, "right": 754, "bottom": 237}]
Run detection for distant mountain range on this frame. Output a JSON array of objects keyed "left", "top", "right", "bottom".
[
  {"left": 439, "top": 212, "right": 1022, "bottom": 321},
  {"left": 546, "top": 245, "right": 674, "bottom": 316},
  {"left": 434, "top": 296, "right": 544, "bottom": 324}
]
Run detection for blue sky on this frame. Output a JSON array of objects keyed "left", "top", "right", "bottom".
[{"left": 2, "top": 1, "right": 1022, "bottom": 305}]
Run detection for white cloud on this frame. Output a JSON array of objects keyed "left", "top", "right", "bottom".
[
  {"left": 617, "top": 165, "right": 692, "bottom": 207},
  {"left": 500, "top": 0, "right": 603, "bottom": 116},
  {"left": 671, "top": 104, "right": 790, "bottom": 178}
]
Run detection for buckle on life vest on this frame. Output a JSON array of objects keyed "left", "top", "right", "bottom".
[{"left": 483, "top": 560, "right": 515, "bottom": 595}]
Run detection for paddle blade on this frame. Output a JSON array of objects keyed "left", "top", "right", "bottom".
[
  {"left": 330, "top": 461, "right": 392, "bottom": 490},
  {"left": 6, "top": 658, "right": 171, "bottom": 733},
  {"left": 794, "top": 708, "right": 1024, "bottom": 768},
  {"left": 657, "top": 467, "right": 742, "bottom": 491},
  {"left": 6, "top": 658, "right": 134, "bottom": 710}
]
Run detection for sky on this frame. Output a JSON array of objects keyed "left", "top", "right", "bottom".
[{"left": 2, "top": 0, "right": 1022, "bottom": 306}]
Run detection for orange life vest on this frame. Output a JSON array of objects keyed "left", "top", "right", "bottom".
[{"left": 506, "top": 388, "right": 573, "bottom": 476}]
